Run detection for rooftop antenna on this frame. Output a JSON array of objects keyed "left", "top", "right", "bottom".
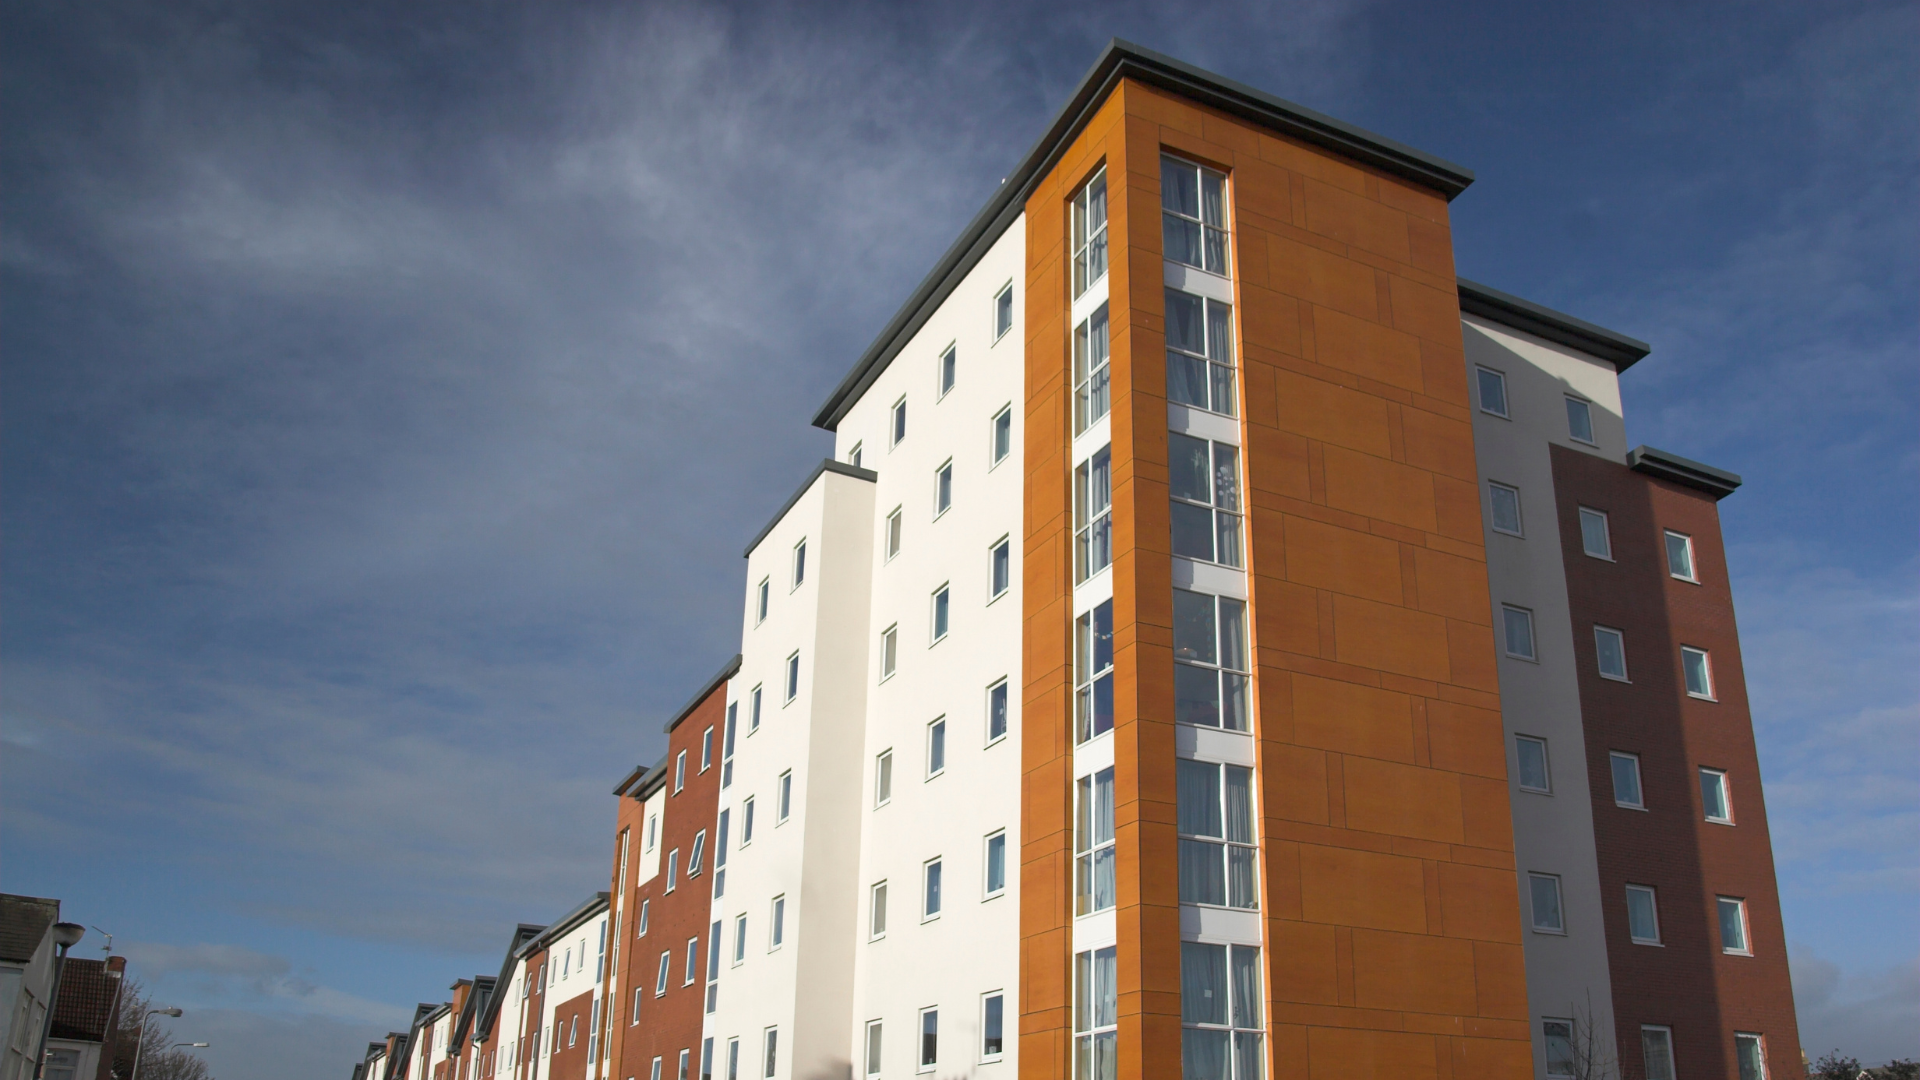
[{"left": 90, "top": 926, "right": 114, "bottom": 956}]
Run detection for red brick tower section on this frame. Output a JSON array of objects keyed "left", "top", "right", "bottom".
[
  {"left": 517, "top": 946, "right": 549, "bottom": 1080},
  {"left": 1550, "top": 445, "right": 1800, "bottom": 1079},
  {"left": 607, "top": 659, "right": 734, "bottom": 1080}
]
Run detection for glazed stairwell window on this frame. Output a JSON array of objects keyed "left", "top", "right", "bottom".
[
  {"left": 1165, "top": 288, "right": 1236, "bottom": 417},
  {"left": 1074, "top": 767, "right": 1116, "bottom": 915},
  {"left": 1072, "top": 167, "right": 1108, "bottom": 297},
  {"left": 1168, "top": 433, "right": 1242, "bottom": 568},
  {"left": 1181, "top": 942, "right": 1263, "bottom": 1080},
  {"left": 1173, "top": 589, "right": 1250, "bottom": 730},
  {"left": 1177, "top": 759, "right": 1258, "bottom": 909},
  {"left": 1075, "top": 447, "right": 1113, "bottom": 582},
  {"left": 1162, "top": 155, "right": 1228, "bottom": 275},
  {"left": 1073, "top": 946, "right": 1118, "bottom": 1080},
  {"left": 1074, "top": 601, "right": 1115, "bottom": 743},
  {"left": 1074, "top": 303, "right": 1111, "bottom": 433}
]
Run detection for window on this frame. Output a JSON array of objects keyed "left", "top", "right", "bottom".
[
  {"left": 1528, "top": 872, "right": 1565, "bottom": 933},
  {"left": 1736, "top": 1033, "right": 1768, "bottom": 1080},
  {"left": 865, "top": 1021, "right": 883, "bottom": 1077},
  {"left": 1073, "top": 167, "right": 1109, "bottom": 296},
  {"left": 1579, "top": 507, "right": 1612, "bottom": 559},
  {"left": 984, "top": 830, "right": 1007, "bottom": 897},
  {"left": 703, "top": 1038, "right": 715, "bottom": 1080},
  {"left": 985, "top": 680, "right": 1010, "bottom": 745},
  {"left": 770, "top": 896, "right": 785, "bottom": 949},
  {"left": 918, "top": 1008, "right": 939, "bottom": 1072},
  {"left": 924, "top": 857, "right": 944, "bottom": 919},
  {"left": 1563, "top": 396, "right": 1596, "bottom": 444},
  {"left": 891, "top": 398, "right": 908, "bottom": 446},
  {"left": 934, "top": 460, "right": 953, "bottom": 517},
  {"left": 792, "top": 540, "right": 806, "bottom": 589},
  {"left": 715, "top": 809, "right": 730, "bottom": 897},
  {"left": 723, "top": 703, "right": 737, "bottom": 788},
  {"left": 931, "top": 585, "right": 951, "bottom": 642},
  {"left": 656, "top": 951, "right": 671, "bottom": 995},
  {"left": 688, "top": 829, "right": 708, "bottom": 876},
  {"left": 1074, "top": 304, "right": 1111, "bottom": 433},
  {"left": 741, "top": 797, "right": 755, "bottom": 845},
  {"left": 875, "top": 750, "right": 893, "bottom": 806},
  {"left": 926, "top": 717, "right": 947, "bottom": 777},
  {"left": 993, "top": 283, "right": 1014, "bottom": 341},
  {"left": 1641, "top": 1026, "right": 1676, "bottom": 1080},
  {"left": 728, "top": 1037, "right": 741, "bottom": 1080},
  {"left": 870, "top": 881, "right": 888, "bottom": 939},
  {"left": 44, "top": 1050, "right": 81, "bottom": 1080},
  {"left": 733, "top": 914, "right": 746, "bottom": 964},
  {"left": 653, "top": 1057, "right": 664, "bottom": 1080},
  {"left": 1701, "top": 768, "right": 1733, "bottom": 824},
  {"left": 989, "top": 537, "right": 1012, "bottom": 600},
  {"left": 1165, "top": 288, "right": 1236, "bottom": 416},
  {"left": 639, "top": 898, "right": 650, "bottom": 936},
  {"left": 685, "top": 936, "right": 699, "bottom": 984},
  {"left": 1515, "top": 735, "right": 1551, "bottom": 794},
  {"left": 679, "top": 1049, "right": 690, "bottom": 1080},
  {"left": 1502, "top": 605, "right": 1536, "bottom": 661},
  {"left": 1074, "top": 946, "right": 1118, "bottom": 1080},
  {"left": 1179, "top": 759, "right": 1258, "bottom": 908},
  {"left": 1173, "top": 590, "right": 1250, "bottom": 730},
  {"left": 848, "top": 442, "right": 863, "bottom": 469},
  {"left": 981, "top": 992, "right": 1005, "bottom": 1061},
  {"left": 750, "top": 685, "right": 763, "bottom": 732},
  {"left": 702, "top": 727, "right": 714, "bottom": 770},
  {"left": 1626, "top": 885, "right": 1661, "bottom": 944},
  {"left": 1666, "top": 531, "right": 1697, "bottom": 582},
  {"left": 777, "top": 771, "right": 792, "bottom": 823},
  {"left": 1074, "top": 446, "right": 1113, "bottom": 581},
  {"left": 632, "top": 985, "right": 643, "bottom": 1023},
  {"left": 1161, "top": 155, "right": 1228, "bottom": 275},
  {"left": 707, "top": 920, "right": 723, "bottom": 1009},
  {"left": 1683, "top": 647, "right": 1715, "bottom": 699},
  {"left": 1168, "top": 433, "right": 1243, "bottom": 567},
  {"left": 938, "top": 344, "right": 957, "bottom": 398},
  {"left": 881, "top": 625, "right": 898, "bottom": 681},
  {"left": 1076, "top": 767, "right": 1116, "bottom": 915},
  {"left": 1181, "top": 942, "right": 1264, "bottom": 1080},
  {"left": 1075, "top": 600, "right": 1115, "bottom": 742},
  {"left": 1476, "top": 367, "right": 1509, "bottom": 417},
  {"left": 1610, "top": 752, "right": 1644, "bottom": 809},
  {"left": 991, "top": 406, "right": 1013, "bottom": 466},
  {"left": 763, "top": 1029, "right": 778, "bottom": 1080},
  {"left": 1594, "top": 626, "right": 1629, "bottom": 680},
  {"left": 675, "top": 750, "right": 687, "bottom": 792},
  {"left": 785, "top": 652, "right": 800, "bottom": 702},
  {"left": 756, "top": 579, "right": 770, "bottom": 624},
  {"left": 885, "top": 508, "right": 903, "bottom": 561},
  {"left": 1488, "top": 482, "right": 1523, "bottom": 536},
  {"left": 1543, "top": 1019, "right": 1575, "bottom": 1079},
  {"left": 666, "top": 849, "right": 679, "bottom": 892},
  {"left": 1719, "top": 896, "right": 1751, "bottom": 954}
]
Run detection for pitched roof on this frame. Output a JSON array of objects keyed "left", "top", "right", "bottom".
[
  {"left": 0, "top": 893, "right": 59, "bottom": 963},
  {"left": 50, "top": 956, "right": 125, "bottom": 1042},
  {"left": 473, "top": 925, "right": 545, "bottom": 1044}
]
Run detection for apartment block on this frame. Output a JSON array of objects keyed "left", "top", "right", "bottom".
[{"left": 348, "top": 38, "right": 1799, "bottom": 1080}]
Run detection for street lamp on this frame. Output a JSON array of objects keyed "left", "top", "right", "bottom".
[
  {"left": 127, "top": 1007, "right": 184, "bottom": 1080},
  {"left": 31, "top": 923, "right": 84, "bottom": 1080}
]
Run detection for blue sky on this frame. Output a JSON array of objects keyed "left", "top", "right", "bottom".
[{"left": 3, "top": 1, "right": 1913, "bottom": 1076}]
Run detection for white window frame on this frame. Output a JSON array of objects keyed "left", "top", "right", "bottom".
[
  {"left": 675, "top": 750, "right": 687, "bottom": 793},
  {"left": 1610, "top": 751, "right": 1645, "bottom": 810},
  {"left": 985, "top": 678, "right": 1010, "bottom": 746},
  {"left": 891, "top": 397, "right": 908, "bottom": 447},
  {"left": 1166, "top": 431, "right": 1243, "bottom": 569},
  {"left": 870, "top": 880, "right": 889, "bottom": 940},
  {"left": 784, "top": 651, "right": 800, "bottom": 703},
  {"left": 1488, "top": 481, "right": 1524, "bottom": 537},
  {"left": 916, "top": 1006, "right": 939, "bottom": 1073},
  {"left": 1475, "top": 366, "right": 1509, "bottom": 418},
  {"left": 1578, "top": 507, "right": 1613, "bottom": 560},
  {"left": 666, "top": 848, "right": 679, "bottom": 893},
  {"left": 931, "top": 584, "right": 951, "bottom": 644},
  {"left": 1071, "top": 166, "right": 1108, "bottom": 298},
  {"left": 937, "top": 342, "right": 957, "bottom": 399},
  {"left": 1160, "top": 153, "right": 1230, "bottom": 276},
  {"left": 933, "top": 460, "right": 954, "bottom": 518},
  {"left": 655, "top": 951, "right": 671, "bottom": 996},
  {"left": 1594, "top": 626, "right": 1630, "bottom": 681},
  {"left": 983, "top": 829, "right": 1007, "bottom": 899},
  {"left": 639, "top": 897, "right": 650, "bottom": 936},
  {"left": 925, "top": 716, "right": 946, "bottom": 779},
  {"left": 989, "top": 405, "right": 1013, "bottom": 468},
  {"left": 1700, "top": 767, "right": 1734, "bottom": 824},
  {"left": 992, "top": 282, "right": 1013, "bottom": 343},
  {"left": 776, "top": 770, "right": 792, "bottom": 824},
  {"left": 769, "top": 896, "right": 785, "bottom": 951},
  {"left": 733, "top": 914, "right": 747, "bottom": 965},
  {"left": 1626, "top": 884, "right": 1662, "bottom": 945},
  {"left": 688, "top": 828, "right": 707, "bottom": 877},
  {"left": 1718, "top": 896, "right": 1752, "bottom": 955},
  {"left": 1528, "top": 872, "right": 1565, "bottom": 934},
  {"left": 1665, "top": 530, "right": 1698, "bottom": 583},
  {"left": 791, "top": 539, "right": 806, "bottom": 590},
  {"left": 749, "top": 685, "right": 763, "bottom": 732},
  {"left": 763, "top": 1028, "right": 778, "bottom": 1080},
  {"left": 988, "top": 536, "right": 1012, "bottom": 601},
  {"left": 980, "top": 991, "right": 1006, "bottom": 1063},
  {"left": 740, "top": 797, "right": 755, "bottom": 847},
  {"left": 875, "top": 749, "right": 893, "bottom": 807},
  {"left": 885, "top": 507, "right": 903, "bottom": 562},
  {"left": 922, "top": 857, "right": 943, "bottom": 921},
  {"left": 755, "top": 578, "right": 770, "bottom": 624},
  {"left": 1641, "top": 1026, "right": 1676, "bottom": 1080},
  {"left": 1073, "top": 303, "right": 1111, "bottom": 435},
  {"left": 1565, "top": 395, "right": 1597, "bottom": 445},
  {"left": 684, "top": 936, "right": 699, "bottom": 985},
  {"left": 1502, "top": 604, "right": 1537, "bottom": 662},
  {"left": 865, "top": 1020, "right": 884, "bottom": 1078},
  {"left": 847, "top": 441, "right": 863, "bottom": 469},
  {"left": 1682, "top": 646, "right": 1716, "bottom": 700},
  {"left": 880, "top": 625, "right": 899, "bottom": 682},
  {"left": 1735, "top": 1033, "right": 1768, "bottom": 1080},
  {"left": 1514, "top": 735, "right": 1552, "bottom": 795},
  {"left": 701, "top": 727, "right": 714, "bottom": 771},
  {"left": 1074, "top": 445, "right": 1113, "bottom": 583},
  {"left": 1542, "top": 1018, "right": 1576, "bottom": 1079}
]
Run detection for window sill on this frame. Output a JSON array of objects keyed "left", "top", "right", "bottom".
[
  {"left": 1723, "top": 949, "right": 1752, "bottom": 957},
  {"left": 1630, "top": 939, "right": 1664, "bottom": 948},
  {"left": 1687, "top": 692, "right": 1717, "bottom": 702},
  {"left": 1671, "top": 575, "right": 1702, "bottom": 585},
  {"left": 985, "top": 733, "right": 1008, "bottom": 750},
  {"left": 1503, "top": 651, "right": 1540, "bottom": 664},
  {"left": 1706, "top": 818, "right": 1735, "bottom": 827},
  {"left": 1583, "top": 553, "right": 1615, "bottom": 562},
  {"left": 1616, "top": 803, "right": 1648, "bottom": 812},
  {"left": 1598, "top": 673, "right": 1632, "bottom": 684},
  {"left": 1518, "top": 786, "right": 1552, "bottom": 796},
  {"left": 1529, "top": 926, "right": 1568, "bottom": 936},
  {"left": 1490, "top": 528, "right": 1524, "bottom": 539},
  {"left": 983, "top": 889, "right": 1005, "bottom": 902}
]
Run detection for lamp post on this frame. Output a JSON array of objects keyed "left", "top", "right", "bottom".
[
  {"left": 127, "top": 1007, "right": 184, "bottom": 1080},
  {"left": 31, "top": 922, "right": 84, "bottom": 1080}
]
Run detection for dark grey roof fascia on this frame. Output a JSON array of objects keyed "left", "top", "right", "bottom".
[
  {"left": 475, "top": 926, "right": 544, "bottom": 1041},
  {"left": 742, "top": 459, "right": 878, "bottom": 557},
  {"left": 633, "top": 756, "right": 671, "bottom": 800},
  {"left": 811, "top": 37, "right": 1474, "bottom": 432},
  {"left": 664, "top": 654, "right": 744, "bottom": 734},
  {"left": 1458, "top": 278, "right": 1651, "bottom": 371},
  {"left": 524, "top": 893, "right": 610, "bottom": 952},
  {"left": 611, "top": 763, "right": 649, "bottom": 797},
  {"left": 1627, "top": 446, "right": 1743, "bottom": 500}
]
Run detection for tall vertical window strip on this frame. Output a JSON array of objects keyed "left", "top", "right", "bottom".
[
  {"left": 1075, "top": 767, "right": 1116, "bottom": 915},
  {"left": 1072, "top": 168, "right": 1109, "bottom": 297},
  {"left": 1172, "top": 590, "right": 1250, "bottom": 730},
  {"left": 1177, "top": 759, "right": 1258, "bottom": 909},
  {"left": 1075, "top": 448, "right": 1113, "bottom": 582},
  {"left": 1073, "top": 947, "right": 1118, "bottom": 1080},
  {"left": 1162, "top": 155, "right": 1228, "bottom": 275},
  {"left": 722, "top": 703, "right": 737, "bottom": 788},
  {"left": 1074, "top": 601, "right": 1115, "bottom": 742},
  {"left": 1165, "top": 289, "right": 1236, "bottom": 416},
  {"left": 1168, "top": 433, "right": 1242, "bottom": 567},
  {"left": 1181, "top": 942, "right": 1263, "bottom": 1080},
  {"left": 1074, "top": 304, "right": 1111, "bottom": 433}
]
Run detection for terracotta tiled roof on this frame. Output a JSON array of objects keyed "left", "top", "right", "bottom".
[{"left": 51, "top": 957, "right": 125, "bottom": 1042}]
